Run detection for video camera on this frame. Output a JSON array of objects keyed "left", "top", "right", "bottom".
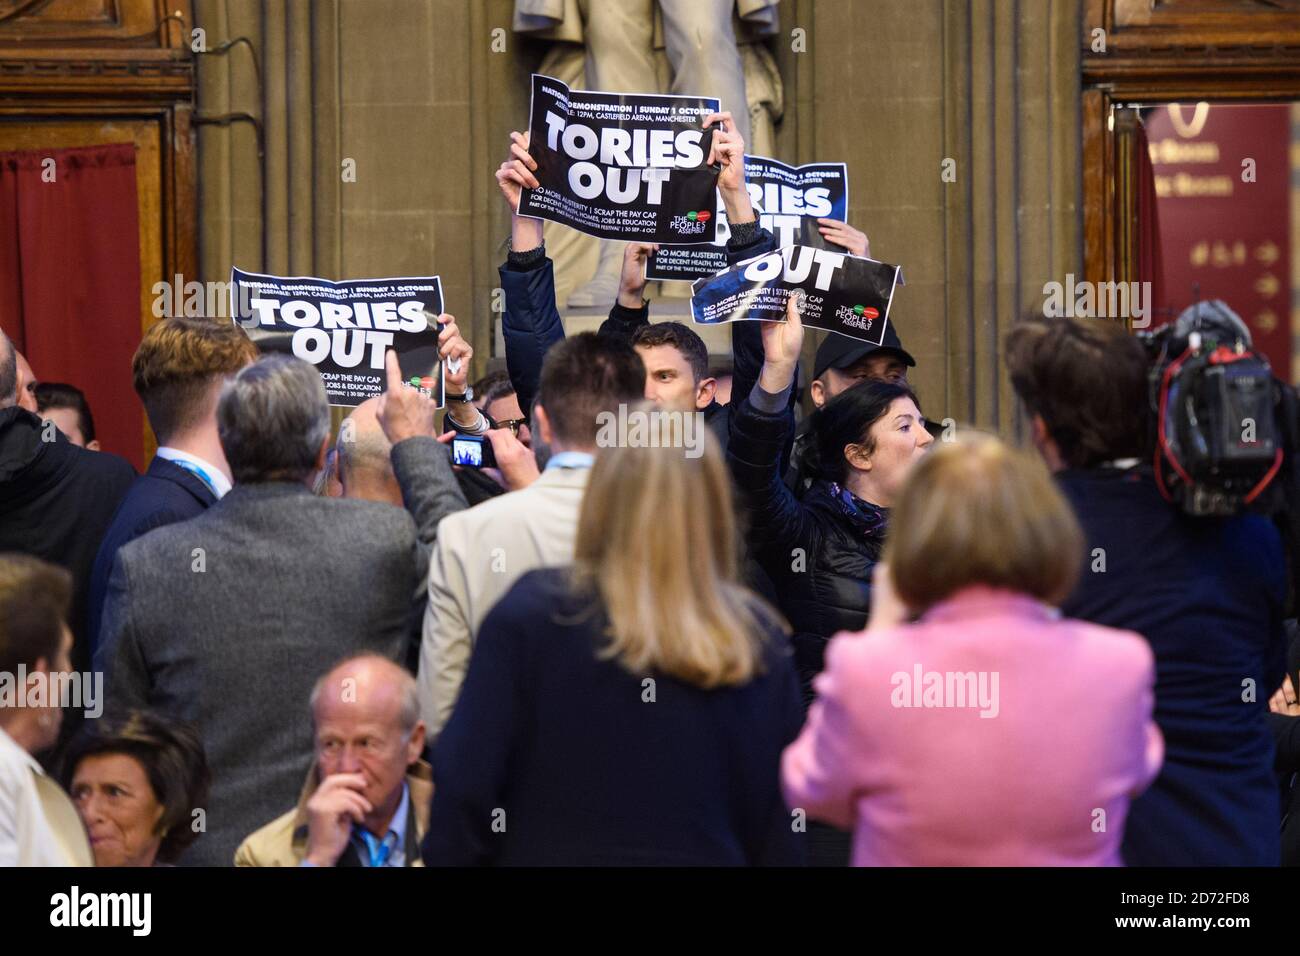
[{"left": 1137, "top": 300, "right": 1287, "bottom": 517}]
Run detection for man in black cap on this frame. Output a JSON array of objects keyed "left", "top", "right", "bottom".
[{"left": 786, "top": 323, "right": 935, "bottom": 494}]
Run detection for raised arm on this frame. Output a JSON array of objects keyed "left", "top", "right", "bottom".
[
  {"left": 496, "top": 130, "right": 563, "bottom": 419},
  {"left": 705, "top": 111, "right": 770, "bottom": 411},
  {"left": 596, "top": 242, "right": 657, "bottom": 342},
  {"left": 727, "top": 295, "right": 820, "bottom": 557}
]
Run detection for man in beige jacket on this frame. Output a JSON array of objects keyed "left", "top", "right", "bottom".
[
  {"left": 235, "top": 655, "right": 430, "bottom": 867},
  {"left": 418, "top": 333, "right": 645, "bottom": 739}
]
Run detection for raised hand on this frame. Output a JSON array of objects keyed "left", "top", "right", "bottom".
[
  {"left": 618, "top": 242, "right": 659, "bottom": 309},
  {"left": 496, "top": 131, "right": 544, "bottom": 253},
  {"left": 817, "top": 218, "right": 871, "bottom": 259},
  {"left": 436, "top": 313, "right": 473, "bottom": 394},
  {"left": 495, "top": 130, "right": 538, "bottom": 212},
  {"left": 377, "top": 348, "right": 439, "bottom": 445},
  {"left": 757, "top": 291, "right": 806, "bottom": 395},
  {"left": 702, "top": 111, "right": 753, "bottom": 222}
]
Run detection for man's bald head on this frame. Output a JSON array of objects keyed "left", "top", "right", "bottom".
[
  {"left": 308, "top": 654, "right": 424, "bottom": 820},
  {"left": 0, "top": 331, "right": 15, "bottom": 408},
  {"left": 309, "top": 654, "right": 418, "bottom": 734},
  {"left": 336, "top": 397, "right": 400, "bottom": 505}
]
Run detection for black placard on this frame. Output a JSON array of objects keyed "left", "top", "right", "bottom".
[
  {"left": 648, "top": 155, "right": 849, "bottom": 281},
  {"left": 690, "top": 245, "right": 901, "bottom": 345},
  {"left": 230, "top": 268, "right": 445, "bottom": 408},
  {"left": 517, "top": 74, "right": 722, "bottom": 244}
]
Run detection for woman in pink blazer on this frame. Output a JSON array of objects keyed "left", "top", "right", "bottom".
[{"left": 782, "top": 435, "right": 1164, "bottom": 866}]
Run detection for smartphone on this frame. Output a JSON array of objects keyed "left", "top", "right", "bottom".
[{"left": 451, "top": 434, "right": 496, "bottom": 469}]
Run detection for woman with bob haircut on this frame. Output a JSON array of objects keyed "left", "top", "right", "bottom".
[
  {"left": 727, "top": 296, "right": 934, "bottom": 708},
  {"left": 782, "top": 434, "right": 1164, "bottom": 866},
  {"left": 422, "top": 409, "right": 805, "bottom": 866},
  {"left": 63, "top": 710, "right": 210, "bottom": 867}
]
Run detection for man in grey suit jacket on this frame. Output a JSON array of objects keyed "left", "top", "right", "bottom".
[{"left": 98, "top": 348, "right": 469, "bottom": 866}]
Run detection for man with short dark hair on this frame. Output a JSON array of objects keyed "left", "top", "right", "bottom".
[
  {"left": 85, "top": 317, "right": 259, "bottom": 659},
  {"left": 418, "top": 332, "right": 644, "bottom": 738},
  {"left": 34, "top": 383, "right": 98, "bottom": 451},
  {"left": 1006, "top": 314, "right": 1286, "bottom": 866},
  {"left": 0, "top": 330, "right": 134, "bottom": 679},
  {"left": 99, "top": 344, "right": 469, "bottom": 865}
]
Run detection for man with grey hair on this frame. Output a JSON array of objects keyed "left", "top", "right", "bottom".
[
  {"left": 0, "top": 329, "right": 134, "bottom": 683},
  {"left": 234, "top": 654, "right": 430, "bottom": 867},
  {"left": 99, "top": 347, "right": 467, "bottom": 865}
]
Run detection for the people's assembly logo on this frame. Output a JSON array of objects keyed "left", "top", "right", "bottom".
[
  {"left": 836, "top": 303, "right": 879, "bottom": 331},
  {"left": 669, "top": 209, "right": 712, "bottom": 236}
]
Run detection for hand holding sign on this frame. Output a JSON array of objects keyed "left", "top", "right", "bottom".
[
  {"left": 436, "top": 314, "right": 473, "bottom": 394},
  {"left": 817, "top": 218, "right": 870, "bottom": 259},
  {"left": 703, "top": 111, "right": 753, "bottom": 221},
  {"left": 758, "top": 292, "right": 806, "bottom": 395},
  {"left": 377, "top": 348, "right": 439, "bottom": 445},
  {"left": 495, "top": 130, "right": 539, "bottom": 212}
]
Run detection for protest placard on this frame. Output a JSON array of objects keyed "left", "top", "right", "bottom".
[
  {"left": 230, "top": 268, "right": 445, "bottom": 407},
  {"left": 690, "top": 245, "right": 901, "bottom": 345},
  {"left": 648, "top": 155, "right": 849, "bottom": 281},
  {"left": 518, "top": 74, "right": 722, "bottom": 244}
]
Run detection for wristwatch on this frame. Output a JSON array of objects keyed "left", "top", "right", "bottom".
[{"left": 445, "top": 387, "right": 473, "bottom": 404}]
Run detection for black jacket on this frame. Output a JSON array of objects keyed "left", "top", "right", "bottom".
[
  {"left": 0, "top": 406, "right": 135, "bottom": 668},
  {"left": 727, "top": 393, "right": 887, "bottom": 704},
  {"left": 86, "top": 455, "right": 217, "bottom": 662}
]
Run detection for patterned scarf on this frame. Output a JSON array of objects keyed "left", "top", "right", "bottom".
[{"left": 826, "top": 481, "right": 890, "bottom": 540}]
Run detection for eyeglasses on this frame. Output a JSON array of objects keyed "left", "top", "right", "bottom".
[{"left": 497, "top": 417, "right": 528, "bottom": 437}]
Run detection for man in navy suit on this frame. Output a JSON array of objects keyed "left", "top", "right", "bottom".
[{"left": 86, "top": 318, "right": 258, "bottom": 656}]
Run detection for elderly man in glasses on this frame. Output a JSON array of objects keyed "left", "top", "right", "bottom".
[{"left": 235, "top": 654, "right": 430, "bottom": 867}]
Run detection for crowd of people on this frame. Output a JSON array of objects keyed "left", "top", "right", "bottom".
[{"left": 1, "top": 112, "right": 1297, "bottom": 867}]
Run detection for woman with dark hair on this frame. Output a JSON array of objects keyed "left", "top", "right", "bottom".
[
  {"left": 63, "top": 710, "right": 210, "bottom": 867},
  {"left": 728, "top": 297, "right": 934, "bottom": 707}
]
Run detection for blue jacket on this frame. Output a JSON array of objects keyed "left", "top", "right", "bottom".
[
  {"left": 421, "top": 566, "right": 805, "bottom": 866},
  {"left": 1057, "top": 466, "right": 1286, "bottom": 866},
  {"left": 86, "top": 455, "right": 217, "bottom": 660}
]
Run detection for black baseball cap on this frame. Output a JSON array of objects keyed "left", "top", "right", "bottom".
[{"left": 813, "top": 322, "right": 916, "bottom": 380}]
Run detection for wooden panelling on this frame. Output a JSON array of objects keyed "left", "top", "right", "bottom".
[
  {"left": 0, "top": 0, "right": 195, "bottom": 462},
  {"left": 1081, "top": 0, "right": 1300, "bottom": 284}
]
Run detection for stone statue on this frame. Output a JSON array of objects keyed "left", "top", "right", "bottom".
[{"left": 514, "top": 0, "right": 783, "bottom": 308}]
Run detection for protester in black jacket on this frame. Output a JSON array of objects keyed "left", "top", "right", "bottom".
[
  {"left": 728, "top": 296, "right": 934, "bottom": 706},
  {"left": 0, "top": 332, "right": 135, "bottom": 674}
]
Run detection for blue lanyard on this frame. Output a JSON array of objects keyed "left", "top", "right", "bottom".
[{"left": 168, "top": 458, "right": 219, "bottom": 497}]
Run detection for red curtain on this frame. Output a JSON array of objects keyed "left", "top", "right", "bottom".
[{"left": 0, "top": 143, "right": 144, "bottom": 469}]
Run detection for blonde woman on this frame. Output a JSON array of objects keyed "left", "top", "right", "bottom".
[
  {"left": 782, "top": 436, "right": 1164, "bottom": 866},
  {"left": 422, "top": 412, "right": 804, "bottom": 865}
]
